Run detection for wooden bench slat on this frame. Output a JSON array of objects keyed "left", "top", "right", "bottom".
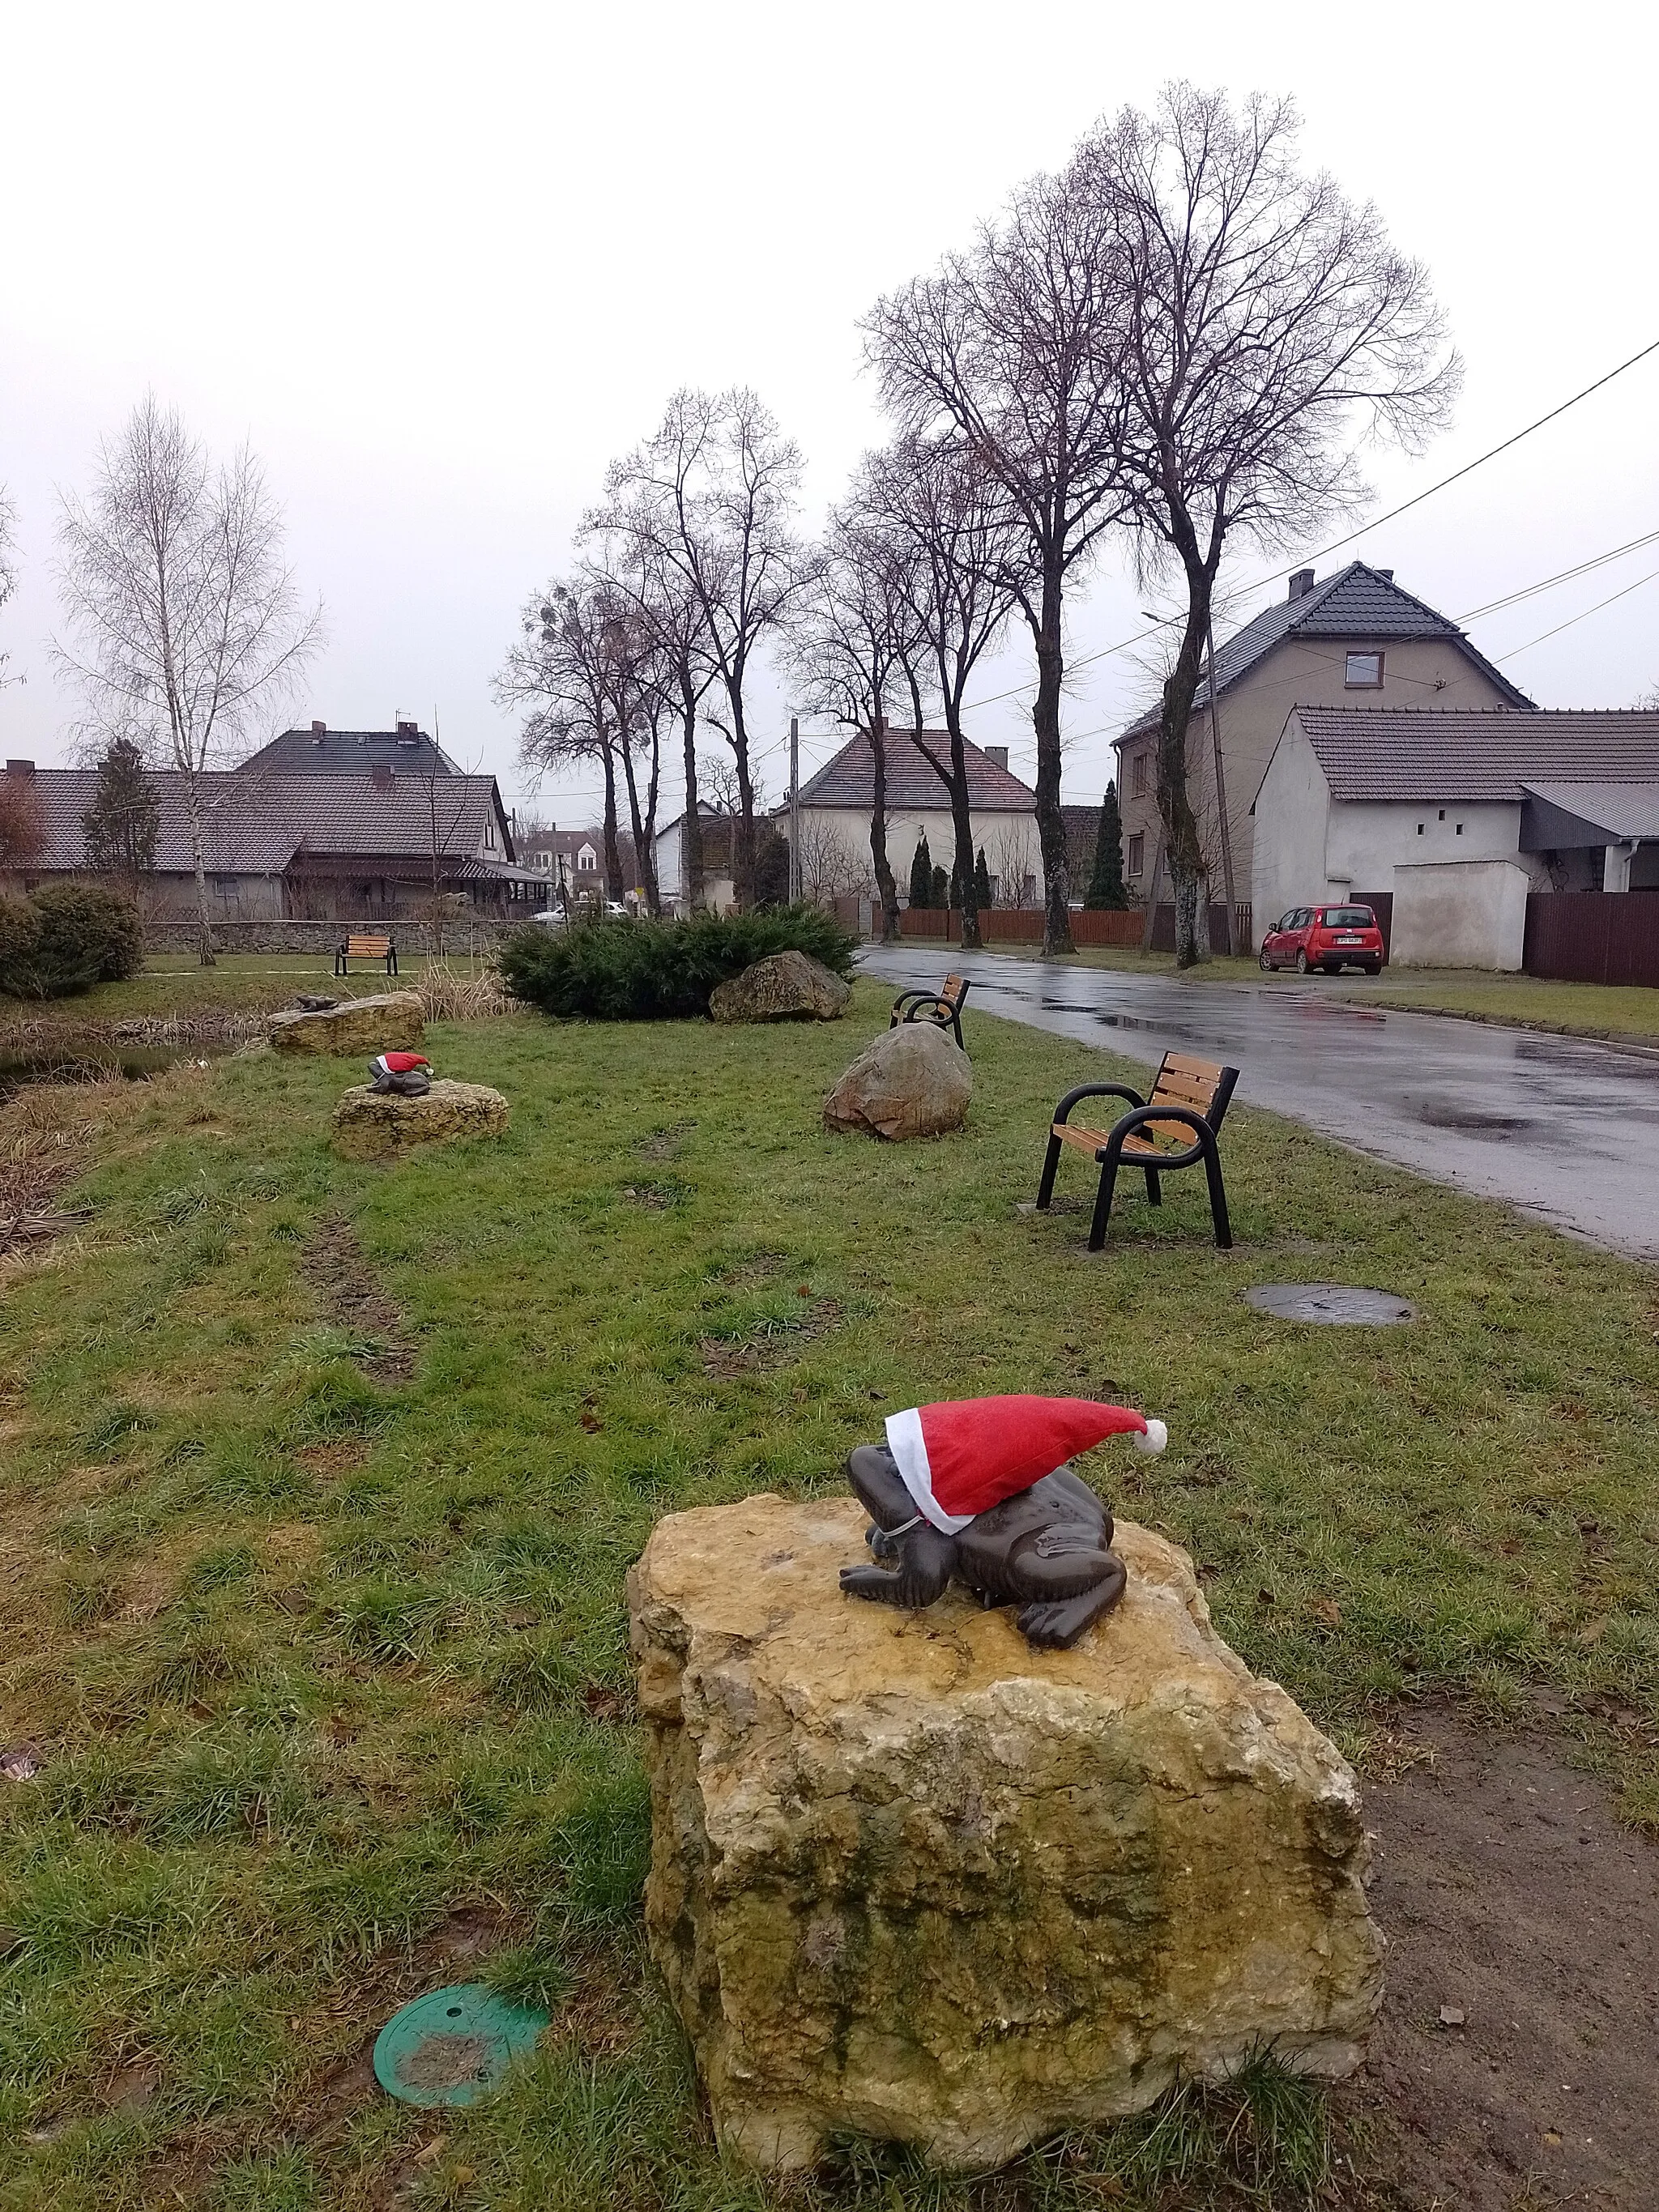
[{"left": 1151, "top": 1072, "right": 1217, "bottom": 1109}]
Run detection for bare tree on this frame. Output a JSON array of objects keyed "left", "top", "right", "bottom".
[
  {"left": 864, "top": 168, "right": 1131, "bottom": 954},
  {"left": 0, "top": 769, "right": 44, "bottom": 872},
  {"left": 1077, "top": 85, "right": 1457, "bottom": 965},
  {"left": 53, "top": 395, "right": 322, "bottom": 964},
  {"left": 789, "top": 496, "right": 928, "bottom": 943},
  {"left": 496, "top": 578, "right": 627, "bottom": 906},
  {"left": 990, "top": 818, "right": 1036, "bottom": 907},
  {"left": 595, "top": 390, "right": 812, "bottom": 909},
  {"left": 0, "top": 486, "right": 18, "bottom": 695},
  {"left": 794, "top": 812, "right": 872, "bottom": 901},
  {"left": 861, "top": 437, "right": 1020, "bottom": 950}
]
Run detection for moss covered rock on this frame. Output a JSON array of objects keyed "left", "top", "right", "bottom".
[
  {"left": 628, "top": 1494, "right": 1381, "bottom": 2172},
  {"left": 269, "top": 991, "right": 425, "bottom": 1056}
]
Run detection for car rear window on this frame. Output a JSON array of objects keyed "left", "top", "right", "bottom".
[{"left": 1321, "top": 907, "right": 1375, "bottom": 928}]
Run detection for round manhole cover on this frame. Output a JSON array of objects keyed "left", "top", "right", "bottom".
[
  {"left": 373, "top": 1984, "right": 547, "bottom": 2108},
  {"left": 1246, "top": 1282, "right": 1417, "bottom": 1326}
]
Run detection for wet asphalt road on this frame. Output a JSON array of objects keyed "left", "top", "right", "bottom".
[{"left": 859, "top": 946, "right": 1659, "bottom": 1260}]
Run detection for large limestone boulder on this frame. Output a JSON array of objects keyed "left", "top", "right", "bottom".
[
  {"left": 629, "top": 1494, "right": 1382, "bottom": 2173},
  {"left": 331, "top": 1078, "right": 509, "bottom": 1162},
  {"left": 710, "top": 950, "right": 852, "bottom": 1025},
  {"left": 823, "top": 1021, "right": 971, "bottom": 1140},
  {"left": 269, "top": 991, "right": 425, "bottom": 1057}
]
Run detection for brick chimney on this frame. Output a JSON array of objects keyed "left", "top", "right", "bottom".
[
  {"left": 311, "top": 719, "right": 326, "bottom": 735},
  {"left": 4, "top": 758, "right": 35, "bottom": 778},
  {"left": 1288, "top": 569, "right": 1315, "bottom": 601},
  {"left": 396, "top": 718, "right": 419, "bottom": 738},
  {"left": 983, "top": 745, "right": 1009, "bottom": 771},
  {"left": 371, "top": 763, "right": 394, "bottom": 791}
]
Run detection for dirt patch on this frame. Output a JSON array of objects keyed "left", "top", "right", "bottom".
[
  {"left": 701, "top": 1296, "right": 842, "bottom": 1376},
  {"left": 717, "top": 1249, "right": 790, "bottom": 1286},
  {"left": 633, "top": 1119, "right": 696, "bottom": 1161},
  {"left": 1340, "top": 1704, "right": 1658, "bottom": 2209},
  {"left": 301, "top": 1213, "right": 416, "bottom": 1385}
]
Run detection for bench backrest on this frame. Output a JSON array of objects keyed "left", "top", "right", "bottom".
[
  {"left": 1143, "top": 1052, "right": 1239, "bottom": 1146},
  {"left": 940, "top": 974, "right": 966, "bottom": 1006},
  {"left": 347, "top": 933, "right": 393, "bottom": 956}
]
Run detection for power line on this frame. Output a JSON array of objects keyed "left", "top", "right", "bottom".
[
  {"left": 1494, "top": 563, "right": 1659, "bottom": 663},
  {"left": 1455, "top": 527, "right": 1659, "bottom": 621},
  {"left": 953, "top": 331, "right": 1659, "bottom": 717}
]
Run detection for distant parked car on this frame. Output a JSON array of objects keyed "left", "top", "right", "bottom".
[
  {"left": 531, "top": 906, "right": 568, "bottom": 928},
  {"left": 1259, "top": 904, "right": 1385, "bottom": 976}
]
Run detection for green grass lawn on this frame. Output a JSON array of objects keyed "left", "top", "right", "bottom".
[
  {"left": 2, "top": 982, "right": 1655, "bottom": 2210},
  {"left": 1331, "top": 967, "right": 1659, "bottom": 1042},
  {"left": 0, "top": 955, "right": 467, "bottom": 1040}
]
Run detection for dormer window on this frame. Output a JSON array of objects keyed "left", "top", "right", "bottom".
[{"left": 1345, "top": 652, "right": 1384, "bottom": 688}]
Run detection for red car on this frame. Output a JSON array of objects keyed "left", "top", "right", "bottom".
[{"left": 1259, "top": 903, "right": 1385, "bottom": 976}]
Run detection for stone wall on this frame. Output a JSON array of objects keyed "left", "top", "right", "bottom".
[{"left": 141, "top": 918, "right": 522, "bottom": 957}]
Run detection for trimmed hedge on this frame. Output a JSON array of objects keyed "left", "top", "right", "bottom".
[
  {"left": 499, "top": 907, "right": 858, "bottom": 1021},
  {"left": 0, "top": 883, "right": 145, "bottom": 999}
]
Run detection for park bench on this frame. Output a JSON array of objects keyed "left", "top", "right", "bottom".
[
  {"left": 1035, "top": 1051, "right": 1239, "bottom": 1251},
  {"left": 889, "top": 974, "right": 970, "bottom": 1051},
  {"left": 335, "top": 931, "right": 399, "bottom": 978}
]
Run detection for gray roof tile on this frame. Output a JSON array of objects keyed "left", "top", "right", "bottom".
[
  {"left": 1290, "top": 708, "right": 1659, "bottom": 803},
  {"left": 797, "top": 730, "right": 1036, "bottom": 812}
]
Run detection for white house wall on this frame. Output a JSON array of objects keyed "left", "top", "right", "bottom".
[
  {"left": 1324, "top": 799, "right": 1530, "bottom": 895},
  {"left": 1250, "top": 724, "right": 1331, "bottom": 937},
  {"left": 793, "top": 803, "right": 1039, "bottom": 897},
  {"left": 1390, "top": 860, "right": 1530, "bottom": 970}
]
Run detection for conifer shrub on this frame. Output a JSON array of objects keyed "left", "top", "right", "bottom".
[
  {"left": 0, "top": 883, "right": 144, "bottom": 998},
  {"left": 498, "top": 906, "right": 857, "bottom": 1021}
]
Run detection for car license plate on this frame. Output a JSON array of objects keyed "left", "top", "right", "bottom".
[{"left": 1337, "top": 933, "right": 1361, "bottom": 943}]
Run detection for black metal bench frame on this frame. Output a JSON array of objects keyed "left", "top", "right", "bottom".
[
  {"left": 889, "top": 975, "right": 970, "bottom": 1051},
  {"left": 1036, "top": 1056, "right": 1239, "bottom": 1251},
  {"left": 335, "top": 934, "right": 399, "bottom": 978}
]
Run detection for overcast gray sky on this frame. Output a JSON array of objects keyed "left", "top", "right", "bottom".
[{"left": 2, "top": 0, "right": 1655, "bottom": 835}]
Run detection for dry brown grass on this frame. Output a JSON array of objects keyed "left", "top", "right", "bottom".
[
  {"left": 416, "top": 958, "right": 513, "bottom": 1021},
  {"left": 0, "top": 1077, "right": 128, "bottom": 1258}
]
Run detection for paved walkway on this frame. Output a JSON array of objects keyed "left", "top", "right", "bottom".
[{"left": 859, "top": 947, "right": 1659, "bottom": 1259}]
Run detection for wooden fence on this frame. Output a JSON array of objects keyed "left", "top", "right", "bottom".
[
  {"left": 898, "top": 907, "right": 1147, "bottom": 944},
  {"left": 1524, "top": 891, "right": 1659, "bottom": 987}
]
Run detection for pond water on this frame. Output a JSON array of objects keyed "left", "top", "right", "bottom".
[{"left": 0, "top": 1044, "right": 224, "bottom": 1103}]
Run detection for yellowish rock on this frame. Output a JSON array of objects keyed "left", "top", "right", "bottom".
[
  {"left": 331, "top": 1078, "right": 509, "bottom": 1161},
  {"left": 628, "top": 1494, "right": 1381, "bottom": 2172},
  {"left": 269, "top": 991, "right": 425, "bottom": 1056}
]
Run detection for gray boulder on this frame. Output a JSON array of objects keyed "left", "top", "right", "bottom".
[
  {"left": 269, "top": 991, "right": 425, "bottom": 1057},
  {"left": 823, "top": 1021, "right": 971, "bottom": 1140},
  {"left": 710, "top": 950, "right": 851, "bottom": 1025}
]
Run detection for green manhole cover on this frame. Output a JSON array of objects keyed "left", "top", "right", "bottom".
[{"left": 373, "top": 1984, "right": 546, "bottom": 2108}]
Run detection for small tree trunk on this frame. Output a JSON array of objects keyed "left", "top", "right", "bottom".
[
  {"left": 184, "top": 769, "right": 215, "bottom": 967},
  {"left": 618, "top": 731, "right": 663, "bottom": 917},
  {"left": 868, "top": 722, "right": 900, "bottom": 943},
  {"left": 1029, "top": 565, "right": 1075, "bottom": 956},
  {"left": 1157, "top": 590, "right": 1214, "bottom": 972},
  {"left": 599, "top": 739, "right": 625, "bottom": 908},
  {"left": 729, "top": 698, "right": 757, "bottom": 910},
  {"left": 679, "top": 673, "right": 704, "bottom": 911}
]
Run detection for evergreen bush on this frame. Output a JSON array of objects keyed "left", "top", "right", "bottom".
[
  {"left": 974, "top": 848, "right": 992, "bottom": 911},
  {"left": 906, "top": 834, "right": 932, "bottom": 910},
  {"left": 929, "top": 863, "right": 949, "bottom": 910},
  {"left": 0, "top": 882, "right": 144, "bottom": 999},
  {"left": 497, "top": 906, "right": 858, "bottom": 1022},
  {"left": 1085, "top": 781, "right": 1129, "bottom": 910}
]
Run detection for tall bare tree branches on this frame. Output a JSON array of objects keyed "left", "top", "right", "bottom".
[
  {"left": 594, "top": 389, "right": 812, "bottom": 909},
  {"left": 53, "top": 395, "right": 322, "bottom": 962},
  {"left": 1076, "top": 84, "right": 1458, "bottom": 963},
  {"left": 789, "top": 492, "right": 927, "bottom": 943},
  {"left": 864, "top": 170, "right": 1131, "bottom": 953},
  {"left": 496, "top": 578, "right": 628, "bottom": 907},
  {"left": 859, "top": 438, "right": 1020, "bottom": 949}
]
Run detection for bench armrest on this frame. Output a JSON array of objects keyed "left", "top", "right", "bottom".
[
  {"left": 1054, "top": 1080, "right": 1144, "bottom": 1124},
  {"left": 1103, "top": 1101, "right": 1211, "bottom": 1168},
  {"left": 898, "top": 994, "right": 957, "bottom": 1024}
]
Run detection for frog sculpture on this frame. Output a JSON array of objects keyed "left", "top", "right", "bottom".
[{"left": 838, "top": 1394, "right": 1166, "bottom": 1650}]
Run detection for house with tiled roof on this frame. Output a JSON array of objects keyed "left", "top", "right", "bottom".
[
  {"left": 1253, "top": 706, "right": 1659, "bottom": 968},
  {"left": 0, "top": 751, "right": 547, "bottom": 923},
  {"left": 787, "top": 728, "right": 1039, "bottom": 904},
  {"left": 241, "top": 718, "right": 461, "bottom": 779},
  {"left": 1113, "top": 562, "right": 1534, "bottom": 918}
]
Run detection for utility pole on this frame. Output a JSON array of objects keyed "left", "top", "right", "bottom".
[
  {"left": 1205, "top": 617, "right": 1239, "bottom": 956},
  {"left": 788, "top": 715, "right": 800, "bottom": 902}
]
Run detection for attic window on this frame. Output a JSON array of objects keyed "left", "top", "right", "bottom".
[
  {"left": 1345, "top": 652, "right": 1384, "bottom": 688},
  {"left": 1131, "top": 752, "right": 1149, "bottom": 799}
]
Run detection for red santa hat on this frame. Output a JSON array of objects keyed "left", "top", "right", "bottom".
[
  {"left": 372, "top": 1052, "right": 431, "bottom": 1076},
  {"left": 883, "top": 1394, "right": 1167, "bottom": 1533}
]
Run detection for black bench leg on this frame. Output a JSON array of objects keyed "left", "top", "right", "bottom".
[
  {"left": 1202, "top": 1140, "right": 1233, "bottom": 1250},
  {"left": 1088, "top": 1152, "right": 1122, "bottom": 1251},
  {"left": 950, "top": 1013, "right": 964, "bottom": 1050},
  {"left": 1144, "top": 1166, "right": 1162, "bottom": 1206},
  {"left": 388, "top": 951, "right": 398, "bottom": 977},
  {"left": 335, "top": 951, "right": 346, "bottom": 977},
  {"left": 1036, "top": 1132, "right": 1064, "bottom": 1211}
]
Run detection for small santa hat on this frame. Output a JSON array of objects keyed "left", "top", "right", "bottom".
[
  {"left": 884, "top": 1394, "right": 1167, "bottom": 1533},
  {"left": 373, "top": 1052, "right": 431, "bottom": 1075}
]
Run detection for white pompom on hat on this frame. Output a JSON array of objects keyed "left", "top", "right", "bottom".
[{"left": 884, "top": 1394, "right": 1170, "bottom": 1534}]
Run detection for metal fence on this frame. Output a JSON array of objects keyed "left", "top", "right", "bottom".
[{"left": 1524, "top": 892, "right": 1659, "bottom": 987}]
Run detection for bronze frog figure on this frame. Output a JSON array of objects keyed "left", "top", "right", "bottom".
[{"left": 839, "top": 1440, "right": 1128, "bottom": 1651}]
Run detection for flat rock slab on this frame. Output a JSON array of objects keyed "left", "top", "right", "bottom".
[
  {"left": 710, "top": 950, "right": 851, "bottom": 1024},
  {"left": 332, "top": 1079, "right": 509, "bottom": 1162},
  {"left": 823, "top": 1021, "right": 971, "bottom": 1140},
  {"left": 628, "top": 1494, "right": 1381, "bottom": 2172},
  {"left": 1246, "top": 1283, "right": 1417, "bottom": 1326},
  {"left": 270, "top": 991, "right": 425, "bottom": 1057}
]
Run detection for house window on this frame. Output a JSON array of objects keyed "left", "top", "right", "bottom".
[
  {"left": 578, "top": 846, "right": 595, "bottom": 872},
  {"left": 1131, "top": 752, "right": 1149, "bottom": 799},
  {"left": 1345, "top": 652, "right": 1384, "bottom": 688},
  {"left": 1127, "top": 833, "right": 1145, "bottom": 879},
  {"left": 484, "top": 823, "right": 497, "bottom": 849}
]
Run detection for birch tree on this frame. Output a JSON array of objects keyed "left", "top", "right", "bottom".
[{"left": 54, "top": 396, "right": 322, "bottom": 963}]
